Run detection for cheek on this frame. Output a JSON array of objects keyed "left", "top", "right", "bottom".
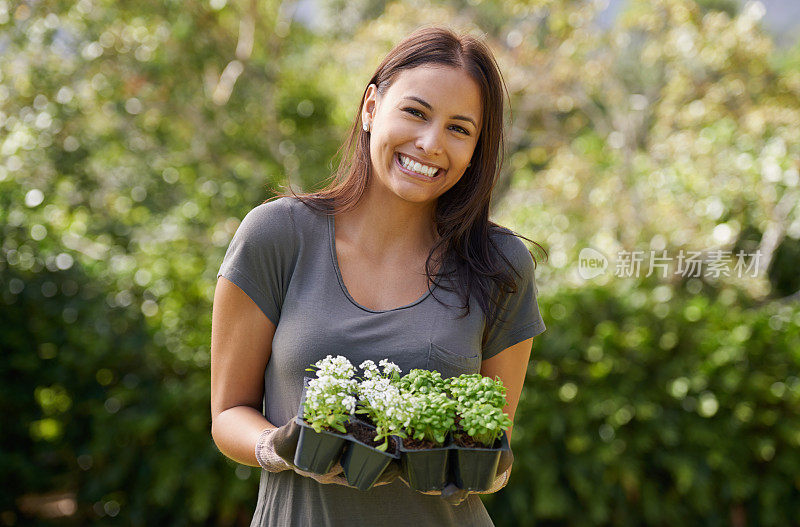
[
  {"left": 456, "top": 143, "right": 477, "bottom": 164},
  {"left": 446, "top": 166, "right": 469, "bottom": 186},
  {"left": 368, "top": 135, "right": 392, "bottom": 170}
]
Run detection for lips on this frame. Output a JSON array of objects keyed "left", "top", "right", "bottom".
[{"left": 394, "top": 153, "right": 444, "bottom": 180}]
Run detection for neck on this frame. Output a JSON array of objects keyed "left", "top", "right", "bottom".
[{"left": 335, "top": 182, "right": 440, "bottom": 260}]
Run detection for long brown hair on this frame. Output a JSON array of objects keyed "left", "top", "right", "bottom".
[{"left": 268, "top": 26, "right": 546, "bottom": 343}]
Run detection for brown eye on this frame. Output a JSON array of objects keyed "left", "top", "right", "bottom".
[{"left": 403, "top": 108, "right": 424, "bottom": 118}]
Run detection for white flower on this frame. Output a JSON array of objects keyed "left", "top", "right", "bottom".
[
  {"left": 359, "top": 360, "right": 376, "bottom": 370},
  {"left": 379, "top": 359, "right": 401, "bottom": 377},
  {"left": 342, "top": 395, "right": 356, "bottom": 413},
  {"left": 359, "top": 359, "right": 381, "bottom": 380},
  {"left": 312, "top": 355, "right": 355, "bottom": 379}
]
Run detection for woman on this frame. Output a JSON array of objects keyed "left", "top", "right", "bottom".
[{"left": 211, "top": 26, "right": 546, "bottom": 526}]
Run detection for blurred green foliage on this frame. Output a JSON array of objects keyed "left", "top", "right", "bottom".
[
  {"left": 1, "top": 0, "right": 799, "bottom": 525},
  {"left": 484, "top": 281, "right": 800, "bottom": 526}
]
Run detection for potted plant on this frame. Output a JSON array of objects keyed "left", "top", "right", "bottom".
[
  {"left": 396, "top": 366, "right": 448, "bottom": 395},
  {"left": 293, "top": 358, "right": 514, "bottom": 492},
  {"left": 396, "top": 369, "right": 457, "bottom": 491},
  {"left": 339, "top": 359, "right": 407, "bottom": 490},
  {"left": 445, "top": 374, "right": 513, "bottom": 491},
  {"left": 294, "top": 356, "right": 358, "bottom": 474}
]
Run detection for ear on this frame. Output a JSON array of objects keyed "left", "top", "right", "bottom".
[{"left": 362, "top": 84, "right": 378, "bottom": 128}]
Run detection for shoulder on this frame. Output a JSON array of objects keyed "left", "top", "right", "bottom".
[
  {"left": 488, "top": 226, "right": 535, "bottom": 277},
  {"left": 236, "top": 197, "right": 289, "bottom": 233},
  {"left": 237, "top": 196, "right": 322, "bottom": 235},
  {"left": 232, "top": 197, "right": 333, "bottom": 260},
  {"left": 241, "top": 196, "right": 297, "bottom": 222},
  {"left": 230, "top": 197, "right": 306, "bottom": 252}
]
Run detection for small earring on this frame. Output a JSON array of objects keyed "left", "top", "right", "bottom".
[
  {"left": 363, "top": 122, "right": 370, "bottom": 132},
  {"left": 467, "top": 162, "right": 471, "bottom": 167}
]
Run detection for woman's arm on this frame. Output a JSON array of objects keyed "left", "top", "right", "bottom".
[
  {"left": 480, "top": 337, "right": 534, "bottom": 441},
  {"left": 210, "top": 276, "right": 277, "bottom": 467}
]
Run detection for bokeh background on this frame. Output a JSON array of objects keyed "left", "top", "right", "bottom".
[{"left": 2, "top": 0, "right": 800, "bottom": 525}]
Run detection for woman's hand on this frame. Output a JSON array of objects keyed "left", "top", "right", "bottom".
[
  {"left": 259, "top": 419, "right": 401, "bottom": 487},
  {"left": 257, "top": 420, "right": 351, "bottom": 486}
]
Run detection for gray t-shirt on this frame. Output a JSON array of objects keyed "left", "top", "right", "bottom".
[{"left": 216, "top": 196, "right": 546, "bottom": 527}]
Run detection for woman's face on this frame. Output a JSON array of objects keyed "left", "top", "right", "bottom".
[{"left": 362, "top": 65, "right": 482, "bottom": 207}]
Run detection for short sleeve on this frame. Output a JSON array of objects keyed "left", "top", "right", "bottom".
[
  {"left": 216, "top": 198, "right": 297, "bottom": 326},
  {"left": 481, "top": 233, "right": 546, "bottom": 360}
]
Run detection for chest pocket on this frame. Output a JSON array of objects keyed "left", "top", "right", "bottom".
[{"left": 426, "top": 341, "right": 481, "bottom": 379}]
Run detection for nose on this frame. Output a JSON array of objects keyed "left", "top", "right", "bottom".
[{"left": 415, "top": 125, "right": 443, "bottom": 156}]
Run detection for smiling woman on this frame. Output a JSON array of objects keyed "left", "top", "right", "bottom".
[
  {"left": 211, "top": 25, "right": 547, "bottom": 527},
  {"left": 362, "top": 65, "right": 481, "bottom": 206}
]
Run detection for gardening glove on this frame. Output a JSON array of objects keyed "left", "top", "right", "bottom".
[
  {"left": 372, "top": 459, "right": 402, "bottom": 486},
  {"left": 474, "top": 446, "right": 514, "bottom": 493},
  {"left": 259, "top": 420, "right": 401, "bottom": 488},
  {"left": 439, "top": 483, "right": 470, "bottom": 506},
  {"left": 256, "top": 421, "right": 354, "bottom": 487}
]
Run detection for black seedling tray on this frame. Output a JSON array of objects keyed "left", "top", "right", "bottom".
[
  {"left": 295, "top": 377, "right": 510, "bottom": 493},
  {"left": 397, "top": 430, "right": 510, "bottom": 494},
  {"left": 294, "top": 416, "right": 349, "bottom": 474},
  {"left": 449, "top": 430, "right": 510, "bottom": 491},
  {"left": 397, "top": 435, "right": 452, "bottom": 492},
  {"left": 293, "top": 378, "right": 348, "bottom": 474},
  {"left": 339, "top": 417, "right": 401, "bottom": 491}
]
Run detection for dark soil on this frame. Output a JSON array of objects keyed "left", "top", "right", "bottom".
[
  {"left": 301, "top": 418, "right": 342, "bottom": 435},
  {"left": 401, "top": 436, "right": 443, "bottom": 450},
  {"left": 452, "top": 415, "right": 497, "bottom": 448},
  {"left": 345, "top": 420, "right": 397, "bottom": 455},
  {"left": 453, "top": 434, "right": 484, "bottom": 448},
  {"left": 356, "top": 412, "right": 377, "bottom": 429},
  {"left": 453, "top": 434, "right": 499, "bottom": 448}
]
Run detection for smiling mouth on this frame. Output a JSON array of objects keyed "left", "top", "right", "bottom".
[{"left": 395, "top": 153, "right": 444, "bottom": 179}]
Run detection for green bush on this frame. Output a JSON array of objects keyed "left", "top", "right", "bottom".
[
  {"left": 484, "top": 280, "right": 800, "bottom": 526},
  {"left": 0, "top": 258, "right": 255, "bottom": 526},
  {"left": 4, "top": 252, "right": 800, "bottom": 526},
  {"left": 2, "top": 0, "right": 799, "bottom": 524}
]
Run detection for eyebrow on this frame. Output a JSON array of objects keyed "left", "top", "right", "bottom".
[{"left": 401, "top": 96, "right": 478, "bottom": 129}]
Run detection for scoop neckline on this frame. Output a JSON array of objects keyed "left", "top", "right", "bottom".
[{"left": 327, "top": 213, "right": 442, "bottom": 314}]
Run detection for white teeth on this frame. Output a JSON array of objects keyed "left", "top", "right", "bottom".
[{"left": 399, "top": 154, "right": 438, "bottom": 177}]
